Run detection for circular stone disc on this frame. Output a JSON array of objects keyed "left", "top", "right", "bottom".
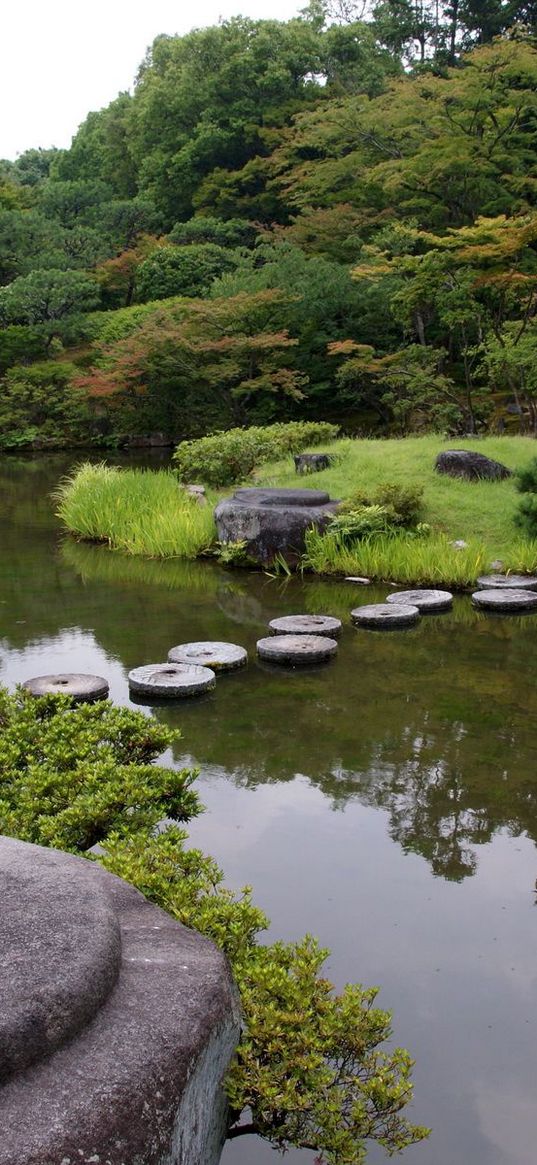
[
  {"left": 268, "top": 614, "right": 342, "bottom": 638},
  {"left": 22, "top": 674, "right": 109, "bottom": 702},
  {"left": 128, "top": 663, "right": 216, "bottom": 697},
  {"left": 472, "top": 589, "right": 537, "bottom": 612},
  {"left": 386, "top": 588, "right": 453, "bottom": 612},
  {"left": 477, "top": 574, "right": 537, "bottom": 591},
  {"left": 168, "top": 641, "right": 247, "bottom": 671},
  {"left": 256, "top": 634, "right": 338, "bottom": 664},
  {"left": 351, "top": 603, "right": 420, "bottom": 629}
]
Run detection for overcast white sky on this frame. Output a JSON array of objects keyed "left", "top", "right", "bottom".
[{"left": 1, "top": 0, "right": 301, "bottom": 161}]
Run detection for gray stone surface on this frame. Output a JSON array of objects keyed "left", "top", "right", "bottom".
[
  {"left": 168, "top": 641, "right": 248, "bottom": 671},
  {"left": 0, "top": 836, "right": 241, "bottom": 1165},
  {"left": 435, "top": 449, "right": 512, "bottom": 481},
  {"left": 477, "top": 574, "right": 537, "bottom": 590},
  {"left": 257, "top": 634, "right": 338, "bottom": 664},
  {"left": 294, "top": 453, "right": 332, "bottom": 474},
  {"left": 351, "top": 603, "right": 420, "bottom": 629},
  {"left": 472, "top": 588, "right": 537, "bottom": 611},
  {"left": 386, "top": 589, "right": 453, "bottom": 612},
  {"left": 268, "top": 614, "right": 342, "bottom": 638},
  {"left": 215, "top": 487, "right": 339, "bottom": 566},
  {"left": 128, "top": 662, "right": 216, "bottom": 697},
  {"left": 22, "top": 673, "right": 109, "bottom": 702}
]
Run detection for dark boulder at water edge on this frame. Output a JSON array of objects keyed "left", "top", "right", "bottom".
[
  {"left": 435, "top": 450, "right": 512, "bottom": 481},
  {"left": 214, "top": 487, "right": 339, "bottom": 566}
]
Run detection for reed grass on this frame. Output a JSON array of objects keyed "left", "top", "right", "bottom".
[{"left": 56, "top": 463, "right": 216, "bottom": 558}]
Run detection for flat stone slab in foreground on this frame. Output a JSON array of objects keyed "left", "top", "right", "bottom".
[
  {"left": 168, "top": 641, "right": 247, "bottom": 671},
  {"left": 472, "top": 589, "right": 537, "bottom": 611},
  {"left": 477, "top": 574, "right": 537, "bottom": 590},
  {"left": 386, "top": 589, "right": 453, "bottom": 612},
  {"left": 351, "top": 603, "right": 420, "bottom": 629},
  {"left": 268, "top": 614, "right": 342, "bottom": 638},
  {"left": 0, "top": 836, "right": 240, "bottom": 1165},
  {"left": 257, "top": 633, "right": 338, "bottom": 664}
]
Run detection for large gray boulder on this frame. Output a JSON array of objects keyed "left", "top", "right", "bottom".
[
  {"left": 214, "top": 487, "right": 339, "bottom": 566},
  {"left": 0, "top": 836, "right": 240, "bottom": 1165},
  {"left": 435, "top": 449, "right": 512, "bottom": 481}
]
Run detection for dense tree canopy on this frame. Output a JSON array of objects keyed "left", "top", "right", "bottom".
[{"left": 1, "top": 14, "right": 537, "bottom": 446}]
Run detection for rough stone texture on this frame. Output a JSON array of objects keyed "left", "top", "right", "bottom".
[
  {"left": 128, "top": 662, "right": 216, "bottom": 697},
  {"left": 268, "top": 614, "right": 342, "bottom": 638},
  {"left": 386, "top": 589, "right": 453, "bottom": 612},
  {"left": 168, "top": 641, "right": 247, "bottom": 671},
  {"left": 351, "top": 603, "right": 420, "bottom": 629},
  {"left": 257, "top": 634, "right": 338, "bottom": 664},
  {"left": 214, "top": 487, "right": 339, "bottom": 566},
  {"left": 294, "top": 453, "right": 332, "bottom": 474},
  {"left": 477, "top": 574, "right": 537, "bottom": 591},
  {"left": 0, "top": 836, "right": 241, "bottom": 1165},
  {"left": 472, "top": 588, "right": 537, "bottom": 611},
  {"left": 435, "top": 449, "right": 512, "bottom": 481},
  {"left": 22, "top": 673, "right": 109, "bottom": 702}
]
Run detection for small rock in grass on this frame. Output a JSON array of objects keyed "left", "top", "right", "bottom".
[{"left": 450, "top": 540, "right": 469, "bottom": 550}]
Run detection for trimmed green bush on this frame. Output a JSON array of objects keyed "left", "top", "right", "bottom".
[
  {"left": 515, "top": 458, "right": 537, "bottom": 538},
  {"left": 173, "top": 421, "right": 340, "bottom": 487}
]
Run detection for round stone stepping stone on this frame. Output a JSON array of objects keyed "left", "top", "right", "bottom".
[
  {"left": 268, "top": 614, "right": 342, "bottom": 638},
  {"left": 128, "top": 663, "right": 216, "bottom": 697},
  {"left": 168, "top": 641, "right": 247, "bottom": 672},
  {"left": 386, "top": 588, "right": 453, "bottom": 612},
  {"left": 351, "top": 603, "right": 420, "bottom": 629},
  {"left": 256, "top": 634, "right": 338, "bottom": 665},
  {"left": 22, "top": 674, "right": 109, "bottom": 702},
  {"left": 477, "top": 574, "right": 537, "bottom": 591},
  {"left": 472, "top": 589, "right": 537, "bottom": 612}
]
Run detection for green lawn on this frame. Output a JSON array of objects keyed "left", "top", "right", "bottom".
[{"left": 255, "top": 435, "right": 537, "bottom": 585}]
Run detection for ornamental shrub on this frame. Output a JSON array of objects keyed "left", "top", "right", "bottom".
[
  {"left": 173, "top": 420, "right": 339, "bottom": 486},
  {"left": 0, "top": 688, "right": 428, "bottom": 1162},
  {"left": 514, "top": 458, "right": 537, "bottom": 538}
]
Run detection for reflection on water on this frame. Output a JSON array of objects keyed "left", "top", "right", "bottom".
[{"left": 1, "top": 454, "right": 537, "bottom": 1165}]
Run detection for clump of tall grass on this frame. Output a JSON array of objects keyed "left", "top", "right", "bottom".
[
  {"left": 303, "top": 528, "right": 489, "bottom": 588},
  {"left": 56, "top": 463, "right": 216, "bottom": 558}
]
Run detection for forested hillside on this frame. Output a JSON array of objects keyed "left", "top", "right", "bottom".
[{"left": 1, "top": 0, "right": 537, "bottom": 448}]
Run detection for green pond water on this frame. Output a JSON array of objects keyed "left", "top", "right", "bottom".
[{"left": 2, "top": 453, "right": 537, "bottom": 1165}]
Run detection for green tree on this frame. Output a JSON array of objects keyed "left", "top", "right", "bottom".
[
  {"left": 135, "top": 242, "right": 240, "bottom": 302},
  {"left": 0, "top": 269, "right": 100, "bottom": 343}
]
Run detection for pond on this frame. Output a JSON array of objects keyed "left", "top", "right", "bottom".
[{"left": 1, "top": 453, "right": 537, "bottom": 1165}]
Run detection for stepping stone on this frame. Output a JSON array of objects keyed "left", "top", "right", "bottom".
[
  {"left": 351, "top": 603, "right": 420, "bottom": 629},
  {"left": 476, "top": 574, "right": 537, "bottom": 591},
  {"left": 22, "top": 674, "right": 109, "bottom": 702},
  {"left": 386, "top": 588, "right": 453, "bottom": 612},
  {"left": 472, "top": 589, "right": 537, "bottom": 612},
  {"left": 168, "top": 641, "right": 247, "bottom": 671},
  {"left": 268, "top": 614, "right": 342, "bottom": 638},
  {"left": 128, "top": 663, "right": 216, "bottom": 697},
  {"left": 256, "top": 634, "right": 338, "bottom": 665}
]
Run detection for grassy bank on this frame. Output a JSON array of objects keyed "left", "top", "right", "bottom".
[
  {"left": 57, "top": 438, "right": 537, "bottom": 585},
  {"left": 56, "top": 463, "right": 215, "bottom": 558},
  {"left": 256, "top": 435, "right": 537, "bottom": 585}
]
